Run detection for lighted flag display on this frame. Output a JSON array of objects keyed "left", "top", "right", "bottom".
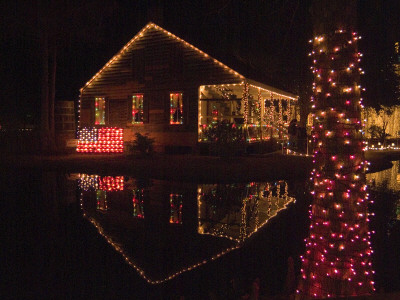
[
  {"left": 78, "top": 174, "right": 124, "bottom": 191},
  {"left": 76, "top": 127, "right": 123, "bottom": 153}
]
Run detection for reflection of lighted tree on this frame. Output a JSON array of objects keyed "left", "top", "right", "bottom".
[
  {"left": 297, "top": 1, "right": 374, "bottom": 297},
  {"left": 367, "top": 160, "right": 400, "bottom": 192}
]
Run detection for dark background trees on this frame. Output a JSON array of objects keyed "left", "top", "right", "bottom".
[{"left": 0, "top": 0, "right": 398, "bottom": 139}]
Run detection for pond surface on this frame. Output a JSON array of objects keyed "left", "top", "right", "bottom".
[{"left": 2, "top": 163, "right": 400, "bottom": 298}]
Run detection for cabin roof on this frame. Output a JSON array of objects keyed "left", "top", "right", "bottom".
[{"left": 81, "top": 22, "right": 298, "bottom": 100}]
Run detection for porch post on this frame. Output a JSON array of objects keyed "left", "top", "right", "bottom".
[
  {"left": 242, "top": 81, "right": 249, "bottom": 141},
  {"left": 278, "top": 98, "right": 283, "bottom": 139},
  {"left": 270, "top": 93, "right": 274, "bottom": 138},
  {"left": 259, "top": 88, "right": 264, "bottom": 141}
]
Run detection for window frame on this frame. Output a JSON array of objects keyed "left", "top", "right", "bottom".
[
  {"left": 94, "top": 97, "right": 106, "bottom": 125},
  {"left": 132, "top": 94, "right": 144, "bottom": 124},
  {"left": 169, "top": 92, "right": 183, "bottom": 125}
]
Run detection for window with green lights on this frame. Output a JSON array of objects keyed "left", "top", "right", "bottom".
[
  {"left": 95, "top": 97, "right": 106, "bottom": 125},
  {"left": 132, "top": 94, "right": 144, "bottom": 124},
  {"left": 170, "top": 93, "right": 183, "bottom": 124}
]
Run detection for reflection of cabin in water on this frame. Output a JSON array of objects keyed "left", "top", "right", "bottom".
[
  {"left": 198, "top": 181, "right": 295, "bottom": 242},
  {"left": 76, "top": 174, "right": 295, "bottom": 283},
  {"left": 79, "top": 22, "right": 298, "bottom": 152}
]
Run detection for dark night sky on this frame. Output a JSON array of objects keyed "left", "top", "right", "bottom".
[{"left": 1, "top": 0, "right": 399, "bottom": 127}]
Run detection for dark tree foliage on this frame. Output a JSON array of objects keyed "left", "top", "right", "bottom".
[
  {"left": 359, "top": 0, "right": 400, "bottom": 108},
  {"left": 128, "top": 133, "right": 155, "bottom": 156}
]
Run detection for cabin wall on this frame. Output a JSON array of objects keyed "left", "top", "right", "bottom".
[{"left": 80, "top": 27, "right": 242, "bottom": 151}]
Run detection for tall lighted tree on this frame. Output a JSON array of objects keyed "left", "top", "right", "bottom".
[{"left": 297, "top": 1, "right": 375, "bottom": 298}]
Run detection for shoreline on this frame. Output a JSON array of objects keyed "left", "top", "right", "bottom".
[
  {"left": 1, "top": 150, "right": 397, "bottom": 182},
  {"left": 1, "top": 152, "right": 311, "bottom": 182}
]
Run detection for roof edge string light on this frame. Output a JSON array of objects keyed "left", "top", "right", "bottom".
[{"left": 81, "top": 22, "right": 245, "bottom": 92}]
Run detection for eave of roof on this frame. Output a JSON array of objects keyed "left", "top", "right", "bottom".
[
  {"left": 246, "top": 79, "right": 298, "bottom": 100},
  {"left": 80, "top": 22, "right": 244, "bottom": 92},
  {"left": 80, "top": 22, "right": 298, "bottom": 100}
]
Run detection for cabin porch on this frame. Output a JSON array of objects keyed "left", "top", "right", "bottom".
[{"left": 198, "top": 81, "right": 298, "bottom": 144}]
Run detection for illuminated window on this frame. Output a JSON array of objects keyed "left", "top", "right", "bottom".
[
  {"left": 132, "top": 94, "right": 144, "bottom": 124},
  {"left": 132, "top": 189, "right": 144, "bottom": 219},
  {"left": 169, "top": 194, "right": 183, "bottom": 224},
  {"left": 170, "top": 93, "right": 183, "bottom": 124},
  {"left": 96, "top": 190, "right": 108, "bottom": 211},
  {"left": 95, "top": 97, "right": 106, "bottom": 125}
]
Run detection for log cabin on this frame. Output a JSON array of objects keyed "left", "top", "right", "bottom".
[{"left": 78, "top": 22, "right": 298, "bottom": 153}]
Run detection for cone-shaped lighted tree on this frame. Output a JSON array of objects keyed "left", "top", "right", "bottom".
[{"left": 297, "top": 1, "right": 375, "bottom": 298}]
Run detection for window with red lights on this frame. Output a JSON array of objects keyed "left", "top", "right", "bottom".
[
  {"left": 95, "top": 97, "right": 106, "bottom": 125},
  {"left": 132, "top": 94, "right": 144, "bottom": 124},
  {"left": 170, "top": 93, "right": 183, "bottom": 124}
]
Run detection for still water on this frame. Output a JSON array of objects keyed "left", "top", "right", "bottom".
[{"left": 2, "top": 163, "right": 400, "bottom": 299}]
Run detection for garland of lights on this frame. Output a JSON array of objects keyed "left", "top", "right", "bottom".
[
  {"left": 269, "top": 95, "right": 275, "bottom": 137},
  {"left": 297, "top": 30, "right": 375, "bottom": 298},
  {"left": 240, "top": 196, "right": 248, "bottom": 241},
  {"left": 242, "top": 82, "right": 249, "bottom": 125},
  {"left": 257, "top": 88, "right": 262, "bottom": 125},
  {"left": 278, "top": 99, "right": 283, "bottom": 138},
  {"left": 287, "top": 100, "right": 292, "bottom": 124}
]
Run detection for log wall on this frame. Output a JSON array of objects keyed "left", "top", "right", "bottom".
[{"left": 80, "top": 25, "right": 243, "bottom": 150}]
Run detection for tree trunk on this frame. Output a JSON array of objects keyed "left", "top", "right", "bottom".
[
  {"left": 39, "top": 0, "right": 56, "bottom": 154},
  {"left": 297, "top": 0, "right": 375, "bottom": 298},
  {"left": 40, "top": 28, "right": 50, "bottom": 152},
  {"left": 48, "top": 40, "right": 57, "bottom": 152}
]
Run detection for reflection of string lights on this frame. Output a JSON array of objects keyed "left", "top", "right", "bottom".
[
  {"left": 198, "top": 181, "right": 295, "bottom": 242},
  {"left": 286, "top": 149, "right": 312, "bottom": 157},
  {"left": 79, "top": 179, "right": 295, "bottom": 285},
  {"left": 99, "top": 176, "right": 124, "bottom": 191},
  {"left": 78, "top": 174, "right": 99, "bottom": 191},
  {"left": 78, "top": 174, "right": 124, "bottom": 191},
  {"left": 83, "top": 213, "right": 241, "bottom": 285}
]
